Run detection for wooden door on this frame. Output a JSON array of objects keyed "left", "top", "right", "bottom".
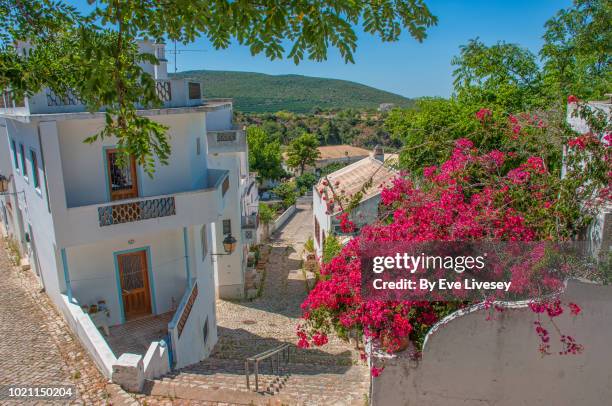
[
  {"left": 107, "top": 149, "right": 139, "bottom": 201},
  {"left": 118, "top": 250, "right": 152, "bottom": 320}
]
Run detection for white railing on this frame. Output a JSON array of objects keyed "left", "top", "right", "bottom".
[
  {"left": 207, "top": 128, "right": 247, "bottom": 153},
  {"left": 167, "top": 279, "right": 198, "bottom": 367}
]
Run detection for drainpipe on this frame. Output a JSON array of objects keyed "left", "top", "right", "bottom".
[
  {"left": 60, "top": 247, "right": 73, "bottom": 302},
  {"left": 36, "top": 123, "right": 51, "bottom": 213},
  {"left": 183, "top": 227, "right": 191, "bottom": 287}
]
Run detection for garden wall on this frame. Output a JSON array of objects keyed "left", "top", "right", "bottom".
[
  {"left": 370, "top": 280, "right": 612, "bottom": 406},
  {"left": 270, "top": 204, "right": 297, "bottom": 234}
]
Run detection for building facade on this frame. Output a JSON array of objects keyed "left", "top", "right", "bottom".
[
  {"left": 566, "top": 96, "right": 611, "bottom": 261},
  {"left": 0, "top": 41, "right": 257, "bottom": 385},
  {"left": 312, "top": 147, "right": 396, "bottom": 257}
]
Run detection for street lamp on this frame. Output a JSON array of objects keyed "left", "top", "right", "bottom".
[{"left": 213, "top": 233, "right": 237, "bottom": 256}]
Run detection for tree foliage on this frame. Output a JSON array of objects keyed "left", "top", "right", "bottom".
[
  {"left": 273, "top": 181, "right": 298, "bottom": 208},
  {"left": 246, "top": 126, "right": 284, "bottom": 181},
  {"left": 322, "top": 234, "right": 342, "bottom": 264},
  {"left": 258, "top": 203, "right": 275, "bottom": 226},
  {"left": 452, "top": 39, "right": 546, "bottom": 111},
  {"left": 0, "top": 0, "right": 437, "bottom": 173},
  {"left": 285, "top": 133, "right": 321, "bottom": 175},
  {"left": 541, "top": 0, "right": 612, "bottom": 100},
  {"left": 388, "top": 0, "right": 611, "bottom": 174}
]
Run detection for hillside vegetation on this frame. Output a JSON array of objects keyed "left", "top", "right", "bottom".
[{"left": 172, "top": 70, "right": 413, "bottom": 113}]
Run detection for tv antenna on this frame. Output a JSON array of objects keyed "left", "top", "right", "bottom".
[{"left": 168, "top": 41, "right": 208, "bottom": 73}]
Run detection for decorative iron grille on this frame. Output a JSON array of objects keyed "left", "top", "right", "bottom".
[
  {"left": 98, "top": 196, "right": 176, "bottom": 227},
  {"left": 177, "top": 283, "right": 198, "bottom": 337},
  {"left": 215, "top": 131, "right": 237, "bottom": 142},
  {"left": 155, "top": 81, "right": 172, "bottom": 102},
  {"left": 46, "top": 90, "right": 83, "bottom": 106}
]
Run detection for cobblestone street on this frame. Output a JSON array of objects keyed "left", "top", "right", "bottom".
[
  {"left": 214, "top": 197, "right": 362, "bottom": 366},
  {"left": 0, "top": 238, "right": 113, "bottom": 405},
  {"left": 139, "top": 197, "right": 369, "bottom": 405}
]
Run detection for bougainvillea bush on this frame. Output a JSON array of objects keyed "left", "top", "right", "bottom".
[{"left": 298, "top": 99, "right": 611, "bottom": 374}]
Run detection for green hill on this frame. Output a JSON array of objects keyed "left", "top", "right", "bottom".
[{"left": 171, "top": 70, "right": 413, "bottom": 113}]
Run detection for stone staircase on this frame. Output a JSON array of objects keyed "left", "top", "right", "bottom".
[{"left": 146, "top": 357, "right": 369, "bottom": 405}]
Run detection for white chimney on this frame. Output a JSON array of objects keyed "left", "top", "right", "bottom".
[{"left": 371, "top": 145, "right": 384, "bottom": 162}]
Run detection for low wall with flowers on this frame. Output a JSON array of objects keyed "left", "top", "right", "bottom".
[{"left": 369, "top": 280, "right": 612, "bottom": 406}]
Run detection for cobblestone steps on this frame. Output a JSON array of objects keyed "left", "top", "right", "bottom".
[{"left": 147, "top": 357, "right": 369, "bottom": 405}]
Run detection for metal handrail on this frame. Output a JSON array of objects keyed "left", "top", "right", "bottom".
[{"left": 245, "top": 343, "right": 291, "bottom": 392}]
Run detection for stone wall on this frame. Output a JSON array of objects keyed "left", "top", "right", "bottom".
[{"left": 370, "top": 280, "right": 612, "bottom": 406}]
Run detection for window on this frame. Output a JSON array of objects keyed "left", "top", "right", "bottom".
[
  {"left": 188, "top": 82, "right": 201, "bottom": 100},
  {"left": 19, "top": 144, "right": 27, "bottom": 178},
  {"left": 222, "top": 219, "right": 231, "bottom": 235},
  {"left": 11, "top": 140, "right": 18, "bottom": 170},
  {"left": 196, "top": 137, "right": 201, "bottom": 155},
  {"left": 106, "top": 149, "right": 138, "bottom": 201},
  {"left": 222, "top": 177, "right": 229, "bottom": 196},
  {"left": 30, "top": 150, "right": 40, "bottom": 189},
  {"left": 200, "top": 225, "right": 208, "bottom": 260}
]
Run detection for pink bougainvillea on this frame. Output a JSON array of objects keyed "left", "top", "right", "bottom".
[{"left": 298, "top": 101, "right": 611, "bottom": 376}]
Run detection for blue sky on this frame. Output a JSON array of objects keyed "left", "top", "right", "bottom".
[{"left": 75, "top": 0, "right": 572, "bottom": 98}]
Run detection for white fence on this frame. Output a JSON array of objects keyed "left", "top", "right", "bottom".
[{"left": 370, "top": 280, "right": 612, "bottom": 406}]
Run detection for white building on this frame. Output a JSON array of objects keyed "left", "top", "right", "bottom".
[
  {"left": 566, "top": 95, "right": 611, "bottom": 260},
  {"left": 312, "top": 146, "right": 396, "bottom": 257},
  {"left": 0, "top": 41, "right": 257, "bottom": 388}
]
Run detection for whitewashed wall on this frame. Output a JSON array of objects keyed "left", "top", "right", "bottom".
[
  {"left": 312, "top": 187, "right": 331, "bottom": 257},
  {"left": 170, "top": 224, "right": 218, "bottom": 368},
  {"left": 3, "top": 119, "right": 63, "bottom": 300},
  {"left": 56, "top": 113, "right": 209, "bottom": 208},
  {"left": 371, "top": 280, "right": 612, "bottom": 406},
  {"left": 206, "top": 108, "right": 248, "bottom": 299},
  {"left": 65, "top": 228, "right": 188, "bottom": 326}
]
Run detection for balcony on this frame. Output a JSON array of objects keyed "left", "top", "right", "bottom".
[
  {"left": 242, "top": 213, "right": 259, "bottom": 229},
  {"left": 1, "top": 79, "right": 206, "bottom": 116},
  {"left": 207, "top": 128, "right": 247, "bottom": 154},
  {"left": 54, "top": 169, "right": 229, "bottom": 248}
]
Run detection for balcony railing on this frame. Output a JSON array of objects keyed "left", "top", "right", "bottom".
[
  {"left": 46, "top": 89, "right": 84, "bottom": 107},
  {"left": 56, "top": 169, "right": 229, "bottom": 248},
  {"left": 98, "top": 196, "right": 176, "bottom": 227},
  {"left": 207, "top": 129, "right": 247, "bottom": 154},
  {"left": 155, "top": 80, "right": 172, "bottom": 102},
  {"left": 242, "top": 213, "right": 259, "bottom": 229},
  {"left": 12, "top": 79, "right": 205, "bottom": 115}
]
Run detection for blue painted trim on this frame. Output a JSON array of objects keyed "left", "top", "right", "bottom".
[
  {"left": 60, "top": 248, "right": 73, "bottom": 303},
  {"left": 183, "top": 227, "right": 191, "bottom": 286},
  {"left": 19, "top": 143, "right": 28, "bottom": 182},
  {"left": 102, "top": 146, "right": 114, "bottom": 202},
  {"left": 112, "top": 253, "right": 125, "bottom": 324},
  {"left": 10, "top": 139, "right": 19, "bottom": 171},
  {"left": 113, "top": 246, "right": 157, "bottom": 324},
  {"left": 29, "top": 149, "right": 41, "bottom": 191}
]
